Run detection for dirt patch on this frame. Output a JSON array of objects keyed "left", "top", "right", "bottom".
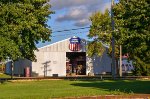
[{"left": 55, "top": 94, "right": 150, "bottom": 99}]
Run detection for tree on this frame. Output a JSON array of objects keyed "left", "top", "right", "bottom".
[
  {"left": 88, "top": 9, "right": 112, "bottom": 57},
  {"left": 0, "top": 0, "right": 53, "bottom": 61},
  {"left": 88, "top": 0, "right": 150, "bottom": 76},
  {"left": 88, "top": 8, "right": 121, "bottom": 72},
  {"left": 114, "top": 0, "right": 150, "bottom": 75}
]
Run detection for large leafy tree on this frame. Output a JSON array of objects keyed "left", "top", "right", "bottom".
[
  {"left": 88, "top": 0, "right": 150, "bottom": 75},
  {"left": 88, "top": 9, "right": 120, "bottom": 75},
  {"left": 88, "top": 9, "right": 112, "bottom": 57},
  {"left": 114, "top": 0, "right": 150, "bottom": 75},
  {"left": 88, "top": 9, "right": 120, "bottom": 57},
  {"left": 0, "top": 0, "right": 53, "bottom": 61}
]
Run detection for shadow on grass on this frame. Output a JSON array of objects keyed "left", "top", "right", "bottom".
[{"left": 70, "top": 80, "right": 150, "bottom": 94}]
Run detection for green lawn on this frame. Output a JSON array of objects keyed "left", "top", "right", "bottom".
[
  {"left": 0, "top": 73, "right": 10, "bottom": 78},
  {"left": 0, "top": 80, "right": 150, "bottom": 99}
]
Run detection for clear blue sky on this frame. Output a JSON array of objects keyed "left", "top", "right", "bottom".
[{"left": 37, "top": 0, "right": 118, "bottom": 48}]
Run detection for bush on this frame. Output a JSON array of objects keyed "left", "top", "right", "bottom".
[{"left": 132, "top": 57, "right": 150, "bottom": 76}]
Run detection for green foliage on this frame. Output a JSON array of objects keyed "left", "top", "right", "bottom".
[
  {"left": 88, "top": 9, "right": 120, "bottom": 60},
  {"left": 89, "top": 0, "right": 150, "bottom": 76},
  {"left": 114, "top": 0, "right": 150, "bottom": 61},
  {"left": 114, "top": 0, "right": 150, "bottom": 75},
  {"left": 132, "top": 56, "right": 150, "bottom": 76},
  {"left": 89, "top": 9, "right": 111, "bottom": 44},
  {"left": 87, "top": 40, "right": 105, "bottom": 57},
  {"left": 88, "top": 9, "right": 112, "bottom": 57},
  {"left": 0, "top": 0, "right": 53, "bottom": 61}
]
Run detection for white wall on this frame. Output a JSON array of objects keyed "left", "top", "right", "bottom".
[
  {"left": 38, "top": 38, "right": 86, "bottom": 52},
  {"left": 86, "top": 50, "right": 112, "bottom": 75},
  {"left": 32, "top": 52, "right": 66, "bottom": 76}
]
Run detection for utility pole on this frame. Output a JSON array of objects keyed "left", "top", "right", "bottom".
[
  {"left": 11, "top": 61, "right": 14, "bottom": 79},
  {"left": 111, "top": 0, "right": 116, "bottom": 79},
  {"left": 119, "top": 45, "right": 122, "bottom": 77}
]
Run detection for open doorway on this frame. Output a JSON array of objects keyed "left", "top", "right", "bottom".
[{"left": 66, "top": 52, "right": 86, "bottom": 76}]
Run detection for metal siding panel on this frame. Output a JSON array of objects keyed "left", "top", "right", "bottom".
[
  {"left": 34, "top": 38, "right": 114, "bottom": 76},
  {"left": 14, "top": 61, "right": 19, "bottom": 74},
  {"left": 50, "top": 52, "right": 66, "bottom": 76},
  {"left": 38, "top": 38, "right": 86, "bottom": 52},
  {"left": 53, "top": 44, "right": 55, "bottom": 52},
  {"left": 5, "top": 62, "right": 11, "bottom": 74},
  {"left": 32, "top": 52, "right": 66, "bottom": 77},
  {"left": 93, "top": 51, "right": 111, "bottom": 74},
  {"left": 86, "top": 56, "right": 94, "bottom": 75},
  {"left": 32, "top": 52, "right": 44, "bottom": 76}
]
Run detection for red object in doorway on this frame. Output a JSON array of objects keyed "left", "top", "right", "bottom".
[{"left": 25, "top": 67, "right": 30, "bottom": 77}]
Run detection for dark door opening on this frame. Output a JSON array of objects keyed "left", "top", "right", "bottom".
[{"left": 66, "top": 52, "right": 86, "bottom": 76}]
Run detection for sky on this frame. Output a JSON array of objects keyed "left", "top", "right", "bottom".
[{"left": 37, "top": 0, "right": 113, "bottom": 48}]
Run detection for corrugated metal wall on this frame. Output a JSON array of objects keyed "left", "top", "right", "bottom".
[
  {"left": 32, "top": 38, "right": 87, "bottom": 76},
  {"left": 14, "top": 59, "right": 32, "bottom": 76},
  {"left": 92, "top": 51, "right": 111, "bottom": 74},
  {"left": 32, "top": 52, "right": 66, "bottom": 76},
  {"left": 38, "top": 38, "right": 86, "bottom": 52},
  {"left": 6, "top": 37, "right": 112, "bottom": 77},
  {"left": 5, "top": 59, "right": 32, "bottom": 76}
]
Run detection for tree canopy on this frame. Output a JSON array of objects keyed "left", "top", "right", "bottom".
[
  {"left": 114, "top": 0, "right": 150, "bottom": 63},
  {"left": 114, "top": 0, "right": 150, "bottom": 75},
  {"left": 88, "top": 0, "right": 150, "bottom": 75},
  {"left": 88, "top": 9, "right": 119, "bottom": 58},
  {"left": 0, "top": 0, "right": 53, "bottom": 61},
  {"left": 87, "top": 9, "right": 112, "bottom": 57}
]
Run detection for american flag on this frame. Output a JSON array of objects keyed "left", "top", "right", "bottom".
[{"left": 69, "top": 43, "right": 81, "bottom": 51}]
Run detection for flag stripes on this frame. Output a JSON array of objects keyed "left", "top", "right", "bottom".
[{"left": 69, "top": 43, "right": 81, "bottom": 51}]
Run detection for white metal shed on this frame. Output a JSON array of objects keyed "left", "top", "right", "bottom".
[{"left": 6, "top": 37, "right": 112, "bottom": 77}]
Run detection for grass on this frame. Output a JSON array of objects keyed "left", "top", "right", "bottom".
[
  {"left": 0, "top": 79, "right": 150, "bottom": 99},
  {"left": 0, "top": 73, "right": 11, "bottom": 78}
]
